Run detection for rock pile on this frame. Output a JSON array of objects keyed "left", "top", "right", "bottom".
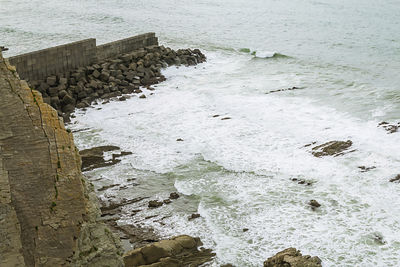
[
  {"left": 29, "top": 46, "right": 206, "bottom": 121},
  {"left": 264, "top": 248, "right": 322, "bottom": 267},
  {"left": 123, "top": 235, "right": 215, "bottom": 267}
]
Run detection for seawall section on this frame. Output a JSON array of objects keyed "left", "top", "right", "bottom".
[{"left": 7, "top": 33, "right": 158, "bottom": 81}]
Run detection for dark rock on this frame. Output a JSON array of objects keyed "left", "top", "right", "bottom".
[
  {"left": 62, "top": 94, "right": 75, "bottom": 105},
  {"left": 39, "top": 82, "right": 50, "bottom": 92},
  {"left": 358, "top": 166, "right": 376, "bottom": 172},
  {"left": 98, "top": 184, "right": 120, "bottom": 192},
  {"left": 77, "top": 90, "right": 87, "bottom": 100},
  {"left": 264, "top": 248, "right": 322, "bottom": 267},
  {"left": 304, "top": 142, "right": 317, "bottom": 147},
  {"left": 92, "top": 69, "right": 100, "bottom": 78},
  {"left": 188, "top": 213, "right": 200, "bottom": 221},
  {"left": 62, "top": 104, "right": 75, "bottom": 113},
  {"left": 311, "top": 140, "right": 354, "bottom": 157},
  {"left": 148, "top": 200, "right": 163, "bottom": 208},
  {"left": 48, "top": 86, "right": 59, "bottom": 97},
  {"left": 291, "top": 178, "right": 313, "bottom": 186},
  {"left": 176, "top": 138, "right": 184, "bottom": 142},
  {"left": 50, "top": 96, "right": 60, "bottom": 109},
  {"left": 118, "top": 96, "right": 127, "bottom": 101},
  {"left": 100, "top": 71, "right": 110, "bottom": 82},
  {"left": 378, "top": 121, "right": 399, "bottom": 134},
  {"left": 76, "top": 101, "right": 89, "bottom": 109},
  {"left": 46, "top": 76, "right": 57, "bottom": 86},
  {"left": 266, "top": 86, "right": 303, "bottom": 94},
  {"left": 242, "top": 228, "right": 249, "bottom": 232},
  {"left": 309, "top": 200, "right": 321, "bottom": 209},
  {"left": 169, "top": 192, "right": 180, "bottom": 199},
  {"left": 112, "top": 151, "right": 133, "bottom": 160},
  {"left": 43, "top": 97, "right": 51, "bottom": 105},
  {"left": 163, "top": 199, "right": 172, "bottom": 204},
  {"left": 79, "top": 145, "right": 121, "bottom": 171},
  {"left": 59, "top": 77, "right": 68, "bottom": 85},
  {"left": 221, "top": 117, "right": 231, "bottom": 120},
  {"left": 139, "top": 94, "right": 146, "bottom": 99},
  {"left": 58, "top": 90, "right": 68, "bottom": 99},
  {"left": 389, "top": 174, "right": 400, "bottom": 183}
]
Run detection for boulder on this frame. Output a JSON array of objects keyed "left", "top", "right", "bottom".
[
  {"left": 92, "top": 69, "right": 101, "bottom": 78},
  {"left": 46, "top": 76, "right": 57, "bottom": 86},
  {"left": 148, "top": 200, "right": 163, "bottom": 208},
  {"left": 264, "top": 248, "right": 322, "bottom": 267},
  {"left": 100, "top": 71, "right": 110, "bottom": 82},
  {"left": 169, "top": 192, "right": 180, "bottom": 199},
  {"left": 123, "top": 235, "right": 214, "bottom": 267},
  {"left": 48, "top": 86, "right": 59, "bottom": 97},
  {"left": 62, "top": 93, "right": 75, "bottom": 105}
]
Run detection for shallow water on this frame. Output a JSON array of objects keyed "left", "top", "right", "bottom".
[{"left": 2, "top": 0, "right": 400, "bottom": 266}]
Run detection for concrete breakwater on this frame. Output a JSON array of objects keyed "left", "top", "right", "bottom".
[
  {"left": 7, "top": 33, "right": 158, "bottom": 82},
  {"left": 7, "top": 34, "right": 206, "bottom": 122}
]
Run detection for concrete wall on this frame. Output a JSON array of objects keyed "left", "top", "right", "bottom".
[
  {"left": 7, "top": 33, "right": 158, "bottom": 81},
  {"left": 8, "top": 39, "right": 96, "bottom": 81},
  {"left": 96, "top": 32, "right": 158, "bottom": 61}
]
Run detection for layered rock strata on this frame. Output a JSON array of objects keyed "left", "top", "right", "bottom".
[{"left": 0, "top": 51, "right": 123, "bottom": 266}]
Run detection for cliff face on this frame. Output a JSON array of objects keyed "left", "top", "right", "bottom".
[{"left": 0, "top": 51, "right": 123, "bottom": 266}]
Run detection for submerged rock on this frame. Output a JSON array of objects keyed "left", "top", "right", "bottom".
[
  {"left": 169, "top": 192, "right": 180, "bottom": 199},
  {"left": 263, "top": 248, "right": 322, "bottom": 267},
  {"left": 358, "top": 166, "right": 376, "bottom": 172},
  {"left": 390, "top": 174, "right": 400, "bottom": 183},
  {"left": 309, "top": 200, "right": 321, "bottom": 209},
  {"left": 148, "top": 200, "right": 163, "bottom": 208},
  {"left": 188, "top": 213, "right": 201, "bottom": 221},
  {"left": 378, "top": 121, "right": 399, "bottom": 134},
  {"left": 265, "top": 86, "right": 303, "bottom": 94},
  {"left": 123, "top": 235, "right": 215, "bottom": 267},
  {"left": 311, "top": 140, "right": 354, "bottom": 157}
]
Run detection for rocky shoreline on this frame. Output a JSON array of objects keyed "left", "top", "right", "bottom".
[{"left": 0, "top": 45, "right": 324, "bottom": 266}]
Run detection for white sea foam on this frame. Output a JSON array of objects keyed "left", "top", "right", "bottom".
[{"left": 70, "top": 51, "right": 400, "bottom": 266}]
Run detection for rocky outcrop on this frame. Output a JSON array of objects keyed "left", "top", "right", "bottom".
[
  {"left": 0, "top": 51, "right": 123, "bottom": 266},
  {"left": 378, "top": 121, "right": 399, "bottom": 134},
  {"left": 123, "top": 235, "right": 215, "bottom": 267},
  {"left": 79, "top": 145, "right": 132, "bottom": 171},
  {"left": 264, "top": 248, "right": 322, "bottom": 267},
  {"left": 311, "top": 140, "right": 354, "bottom": 157}
]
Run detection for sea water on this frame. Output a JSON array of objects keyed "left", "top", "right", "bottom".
[{"left": 2, "top": 0, "right": 400, "bottom": 266}]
